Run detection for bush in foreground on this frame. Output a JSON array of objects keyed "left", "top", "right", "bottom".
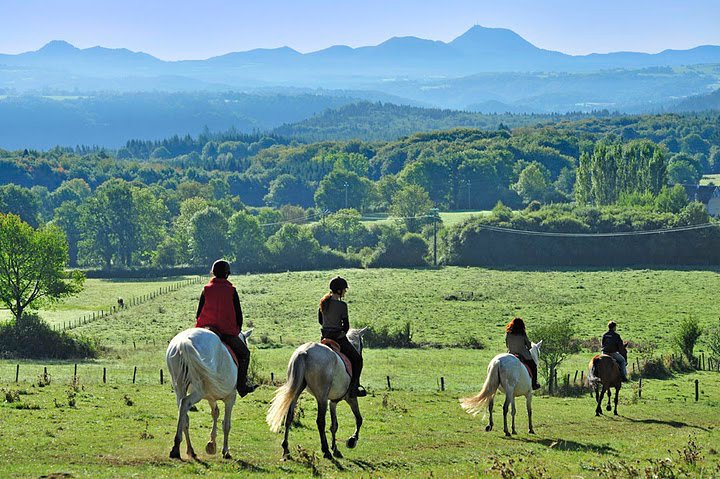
[{"left": 0, "top": 313, "right": 97, "bottom": 359}]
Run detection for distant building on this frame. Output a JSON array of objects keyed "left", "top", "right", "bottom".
[{"left": 682, "top": 184, "right": 720, "bottom": 217}]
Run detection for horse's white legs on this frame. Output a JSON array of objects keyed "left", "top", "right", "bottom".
[
  {"left": 171, "top": 390, "right": 203, "bottom": 459},
  {"left": 281, "top": 383, "right": 306, "bottom": 459},
  {"left": 502, "top": 387, "right": 514, "bottom": 436},
  {"left": 329, "top": 401, "right": 342, "bottom": 458},
  {"left": 345, "top": 396, "right": 363, "bottom": 449},
  {"left": 485, "top": 396, "right": 494, "bottom": 432},
  {"left": 222, "top": 394, "right": 235, "bottom": 459},
  {"left": 206, "top": 400, "right": 219, "bottom": 455},
  {"left": 526, "top": 394, "right": 534, "bottom": 434},
  {"left": 316, "top": 396, "right": 332, "bottom": 459}
]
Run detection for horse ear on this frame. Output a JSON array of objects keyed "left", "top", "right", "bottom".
[{"left": 242, "top": 328, "right": 254, "bottom": 339}]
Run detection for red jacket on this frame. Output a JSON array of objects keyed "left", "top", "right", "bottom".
[{"left": 195, "top": 278, "right": 242, "bottom": 336}]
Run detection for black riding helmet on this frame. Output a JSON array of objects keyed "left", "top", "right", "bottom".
[
  {"left": 211, "top": 259, "right": 231, "bottom": 278},
  {"left": 329, "top": 276, "right": 348, "bottom": 294}
]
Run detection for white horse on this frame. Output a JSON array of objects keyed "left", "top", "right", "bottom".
[
  {"left": 266, "top": 328, "right": 366, "bottom": 460},
  {"left": 166, "top": 327, "right": 252, "bottom": 460},
  {"left": 461, "top": 341, "right": 542, "bottom": 436}
]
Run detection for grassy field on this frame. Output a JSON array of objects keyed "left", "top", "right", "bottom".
[
  {"left": 1, "top": 267, "right": 720, "bottom": 478},
  {"left": 359, "top": 210, "right": 490, "bottom": 227},
  {"left": 700, "top": 174, "right": 720, "bottom": 186}
]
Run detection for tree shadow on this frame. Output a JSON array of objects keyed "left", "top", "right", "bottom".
[
  {"left": 624, "top": 417, "right": 709, "bottom": 431},
  {"left": 513, "top": 437, "right": 617, "bottom": 455}
]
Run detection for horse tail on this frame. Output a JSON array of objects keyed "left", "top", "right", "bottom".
[
  {"left": 586, "top": 356, "right": 601, "bottom": 387},
  {"left": 266, "top": 349, "right": 306, "bottom": 433},
  {"left": 460, "top": 359, "right": 501, "bottom": 416},
  {"left": 167, "top": 338, "right": 226, "bottom": 403}
]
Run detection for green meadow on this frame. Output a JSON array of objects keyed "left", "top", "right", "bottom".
[{"left": 1, "top": 267, "right": 719, "bottom": 478}]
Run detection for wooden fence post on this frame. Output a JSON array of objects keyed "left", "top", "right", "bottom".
[
  {"left": 73, "top": 363, "right": 78, "bottom": 381},
  {"left": 573, "top": 370, "right": 578, "bottom": 383},
  {"left": 103, "top": 367, "right": 107, "bottom": 384},
  {"left": 133, "top": 366, "right": 137, "bottom": 384},
  {"left": 638, "top": 378, "right": 642, "bottom": 398},
  {"left": 695, "top": 379, "right": 699, "bottom": 401},
  {"left": 440, "top": 377, "right": 445, "bottom": 391},
  {"left": 15, "top": 364, "right": 19, "bottom": 382},
  {"left": 160, "top": 369, "right": 164, "bottom": 385},
  {"left": 386, "top": 375, "right": 391, "bottom": 390},
  {"left": 271, "top": 372, "right": 275, "bottom": 385}
]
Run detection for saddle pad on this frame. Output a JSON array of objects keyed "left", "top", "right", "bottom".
[
  {"left": 321, "top": 338, "right": 352, "bottom": 377},
  {"left": 202, "top": 327, "right": 239, "bottom": 367},
  {"left": 512, "top": 354, "right": 534, "bottom": 379}
]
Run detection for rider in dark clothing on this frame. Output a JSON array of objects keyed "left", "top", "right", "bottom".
[
  {"left": 195, "top": 260, "right": 256, "bottom": 397},
  {"left": 318, "top": 276, "right": 366, "bottom": 398},
  {"left": 601, "top": 321, "right": 628, "bottom": 381}
]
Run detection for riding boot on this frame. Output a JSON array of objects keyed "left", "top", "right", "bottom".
[
  {"left": 528, "top": 360, "right": 541, "bottom": 390},
  {"left": 222, "top": 334, "right": 256, "bottom": 397}
]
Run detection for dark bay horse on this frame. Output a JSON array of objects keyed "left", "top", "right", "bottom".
[{"left": 587, "top": 342, "right": 627, "bottom": 416}]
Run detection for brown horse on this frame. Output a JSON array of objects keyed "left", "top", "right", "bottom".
[{"left": 587, "top": 343, "right": 627, "bottom": 416}]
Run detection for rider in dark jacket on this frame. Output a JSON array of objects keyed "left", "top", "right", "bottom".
[
  {"left": 602, "top": 321, "right": 628, "bottom": 381},
  {"left": 318, "top": 276, "right": 366, "bottom": 398}
]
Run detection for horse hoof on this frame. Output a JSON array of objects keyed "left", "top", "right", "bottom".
[
  {"left": 485, "top": 425, "right": 493, "bottom": 432},
  {"left": 206, "top": 442, "right": 217, "bottom": 455},
  {"left": 169, "top": 448, "right": 181, "bottom": 459},
  {"left": 346, "top": 437, "right": 357, "bottom": 449},
  {"left": 333, "top": 449, "right": 343, "bottom": 459},
  {"left": 606, "top": 405, "right": 611, "bottom": 411},
  {"left": 223, "top": 451, "right": 232, "bottom": 460},
  {"left": 614, "top": 412, "right": 618, "bottom": 416},
  {"left": 505, "top": 432, "right": 511, "bottom": 437},
  {"left": 323, "top": 450, "right": 333, "bottom": 460},
  {"left": 529, "top": 429, "right": 535, "bottom": 435}
]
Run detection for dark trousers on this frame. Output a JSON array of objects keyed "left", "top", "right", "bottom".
[
  {"left": 520, "top": 357, "right": 539, "bottom": 385},
  {"left": 323, "top": 333, "right": 363, "bottom": 387},
  {"left": 219, "top": 333, "right": 251, "bottom": 390}
]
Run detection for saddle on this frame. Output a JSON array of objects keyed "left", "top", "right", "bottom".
[
  {"left": 321, "top": 338, "right": 353, "bottom": 377},
  {"left": 202, "top": 327, "right": 239, "bottom": 367},
  {"left": 511, "top": 354, "right": 534, "bottom": 380}
]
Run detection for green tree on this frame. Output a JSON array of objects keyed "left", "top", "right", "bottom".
[
  {"left": 227, "top": 211, "right": 266, "bottom": 269},
  {"left": 313, "top": 209, "right": 370, "bottom": 252},
  {"left": 0, "top": 214, "right": 84, "bottom": 323},
  {"left": 575, "top": 152, "right": 593, "bottom": 205},
  {"left": 390, "top": 185, "right": 433, "bottom": 233},
  {"left": 398, "top": 157, "right": 452, "bottom": 207},
  {"left": 512, "top": 163, "right": 551, "bottom": 204},
  {"left": 51, "top": 201, "right": 82, "bottom": 266},
  {"left": 190, "top": 207, "right": 229, "bottom": 265},
  {"left": 0, "top": 184, "right": 41, "bottom": 227},
  {"left": 655, "top": 185, "right": 688, "bottom": 213},
  {"left": 667, "top": 159, "right": 701, "bottom": 185},
  {"left": 51, "top": 178, "right": 91, "bottom": 208},
  {"left": 264, "top": 174, "right": 314, "bottom": 208},
  {"left": 675, "top": 317, "right": 703, "bottom": 364},
  {"left": 314, "top": 170, "right": 372, "bottom": 212},
  {"left": 532, "top": 320, "right": 580, "bottom": 386},
  {"left": 266, "top": 223, "right": 322, "bottom": 270}
]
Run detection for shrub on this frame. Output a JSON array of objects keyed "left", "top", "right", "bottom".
[
  {"left": 705, "top": 320, "right": 720, "bottom": 364},
  {"left": 366, "top": 229, "right": 429, "bottom": 268},
  {"left": 674, "top": 317, "right": 703, "bottom": 364},
  {"left": 358, "top": 321, "right": 415, "bottom": 348},
  {"left": 0, "top": 313, "right": 97, "bottom": 359},
  {"left": 532, "top": 320, "right": 580, "bottom": 387}
]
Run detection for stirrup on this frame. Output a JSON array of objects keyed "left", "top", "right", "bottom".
[
  {"left": 532, "top": 383, "right": 541, "bottom": 390},
  {"left": 237, "top": 383, "right": 257, "bottom": 397}
]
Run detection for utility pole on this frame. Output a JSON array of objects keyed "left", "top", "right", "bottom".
[
  {"left": 344, "top": 181, "right": 349, "bottom": 209},
  {"left": 431, "top": 207, "right": 439, "bottom": 267}
]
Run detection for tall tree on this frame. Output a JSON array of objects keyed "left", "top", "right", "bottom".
[
  {"left": 190, "top": 207, "right": 229, "bottom": 265},
  {"left": 0, "top": 214, "right": 84, "bottom": 323},
  {"left": 390, "top": 185, "right": 434, "bottom": 233}
]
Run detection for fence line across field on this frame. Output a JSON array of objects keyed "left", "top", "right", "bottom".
[{"left": 59, "top": 276, "right": 205, "bottom": 332}]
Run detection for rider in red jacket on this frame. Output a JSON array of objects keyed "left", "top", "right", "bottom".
[{"left": 195, "top": 260, "right": 256, "bottom": 397}]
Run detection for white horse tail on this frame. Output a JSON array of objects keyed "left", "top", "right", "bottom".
[
  {"left": 168, "top": 338, "right": 226, "bottom": 403},
  {"left": 460, "top": 359, "right": 501, "bottom": 416},
  {"left": 586, "top": 356, "right": 601, "bottom": 387},
  {"left": 266, "top": 349, "right": 307, "bottom": 433}
]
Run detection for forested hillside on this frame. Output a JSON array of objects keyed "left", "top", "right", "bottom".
[{"left": 1, "top": 110, "right": 719, "bottom": 270}]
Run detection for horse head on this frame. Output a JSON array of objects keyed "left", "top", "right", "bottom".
[
  {"left": 530, "top": 340, "right": 542, "bottom": 366},
  {"left": 346, "top": 327, "right": 367, "bottom": 355}
]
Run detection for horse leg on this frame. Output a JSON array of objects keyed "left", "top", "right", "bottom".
[
  {"left": 485, "top": 396, "right": 494, "bottom": 432},
  {"left": 205, "top": 400, "right": 219, "bottom": 455},
  {"left": 316, "top": 398, "right": 332, "bottom": 459},
  {"left": 281, "top": 382, "right": 306, "bottom": 460},
  {"left": 526, "top": 394, "right": 534, "bottom": 434},
  {"left": 177, "top": 390, "right": 202, "bottom": 459},
  {"left": 595, "top": 387, "right": 604, "bottom": 416},
  {"left": 614, "top": 386, "right": 619, "bottom": 416},
  {"left": 222, "top": 394, "right": 236, "bottom": 459},
  {"left": 345, "top": 396, "right": 363, "bottom": 449},
  {"left": 502, "top": 387, "right": 514, "bottom": 436},
  {"left": 329, "top": 401, "right": 342, "bottom": 458},
  {"left": 511, "top": 396, "right": 517, "bottom": 435},
  {"left": 606, "top": 388, "right": 612, "bottom": 411}
]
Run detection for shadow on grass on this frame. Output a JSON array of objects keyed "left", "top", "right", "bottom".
[
  {"left": 232, "top": 458, "right": 268, "bottom": 473},
  {"left": 513, "top": 437, "right": 618, "bottom": 455},
  {"left": 624, "top": 417, "right": 709, "bottom": 431}
]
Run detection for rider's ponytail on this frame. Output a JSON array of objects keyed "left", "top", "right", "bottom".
[{"left": 319, "top": 293, "right": 333, "bottom": 313}]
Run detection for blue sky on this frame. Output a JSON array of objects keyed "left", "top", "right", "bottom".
[{"left": 1, "top": 0, "right": 719, "bottom": 60}]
